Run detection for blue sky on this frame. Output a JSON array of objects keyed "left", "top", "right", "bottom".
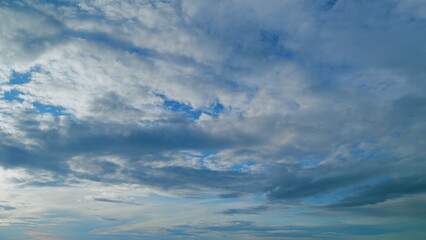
[{"left": 0, "top": 0, "right": 426, "bottom": 239}]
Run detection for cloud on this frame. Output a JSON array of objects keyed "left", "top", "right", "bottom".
[
  {"left": 0, "top": 204, "right": 16, "bottom": 211},
  {"left": 265, "top": 160, "right": 390, "bottom": 202},
  {"left": 0, "top": 2, "right": 67, "bottom": 70},
  {"left": 92, "top": 198, "right": 143, "bottom": 206},
  {"left": 219, "top": 205, "right": 270, "bottom": 215},
  {"left": 123, "top": 221, "right": 398, "bottom": 239},
  {"left": 1, "top": 0, "right": 426, "bottom": 239},
  {"left": 0, "top": 0, "right": 424, "bottom": 205},
  {"left": 329, "top": 175, "right": 426, "bottom": 207}
]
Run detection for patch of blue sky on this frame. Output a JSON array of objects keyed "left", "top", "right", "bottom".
[
  {"left": 231, "top": 162, "right": 257, "bottom": 172},
  {"left": 8, "top": 66, "right": 41, "bottom": 85},
  {"left": 163, "top": 98, "right": 202, "bottom": 120},
  {"left": 32, "top": 102, "right": 70, "bottom": 116},
  {"left": 1, "top": 89, "right": 24, "bottom": 103},
  {"left": 8, "top": 71, "right": 31, "bottom": 85},
  {"left": 156, "top": 93, "right": 224, "bottom": 120}
]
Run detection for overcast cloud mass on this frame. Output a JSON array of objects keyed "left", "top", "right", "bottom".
[{"left": 1, "top": 0, "right": 426, "bottom": 239}]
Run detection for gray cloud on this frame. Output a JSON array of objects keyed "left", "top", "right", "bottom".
[
  {"left": 335, "top": 194, "right": 426, "bottom": 220},
  {"left": 149, "top": 221, "right": 399, "bottom": 239},
  {"left": 0, "top": 204, "right": 16, "bottom": 211},
  {"left": 329, "top": 175, "right": 426, "bottom": 207},
  {"left": 219, "top": 205, "right": 270, "bottom": 215},
  {"left": 0, "top": 0, "right": 425, "bottom": 231},
  {"left": 93, "top": 198, "right": 143, "bottom": 206}
]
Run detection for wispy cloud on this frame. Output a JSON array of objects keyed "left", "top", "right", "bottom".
[
  {"left": 219, "top": 205, "right": 270, "bottom": 215},
  {"left": 92, "top": 197, "right": 143, "bottom": 206}
]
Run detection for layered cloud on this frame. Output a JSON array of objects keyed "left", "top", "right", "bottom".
[{"left": 1, "top": 0, "right": 425, "bottom": 239}]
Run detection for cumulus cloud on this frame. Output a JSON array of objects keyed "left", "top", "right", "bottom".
[{"left": 1, "top": 0, "right": 425, "bottom": 239}]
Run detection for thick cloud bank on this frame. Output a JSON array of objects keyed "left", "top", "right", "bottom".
[{"left": 1, "top": 0, "right": 425, "bottom": 239}]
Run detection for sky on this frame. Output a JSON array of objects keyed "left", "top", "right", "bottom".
[{"left": 0, "top": 0, "right": 426, "bottom": 239}]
